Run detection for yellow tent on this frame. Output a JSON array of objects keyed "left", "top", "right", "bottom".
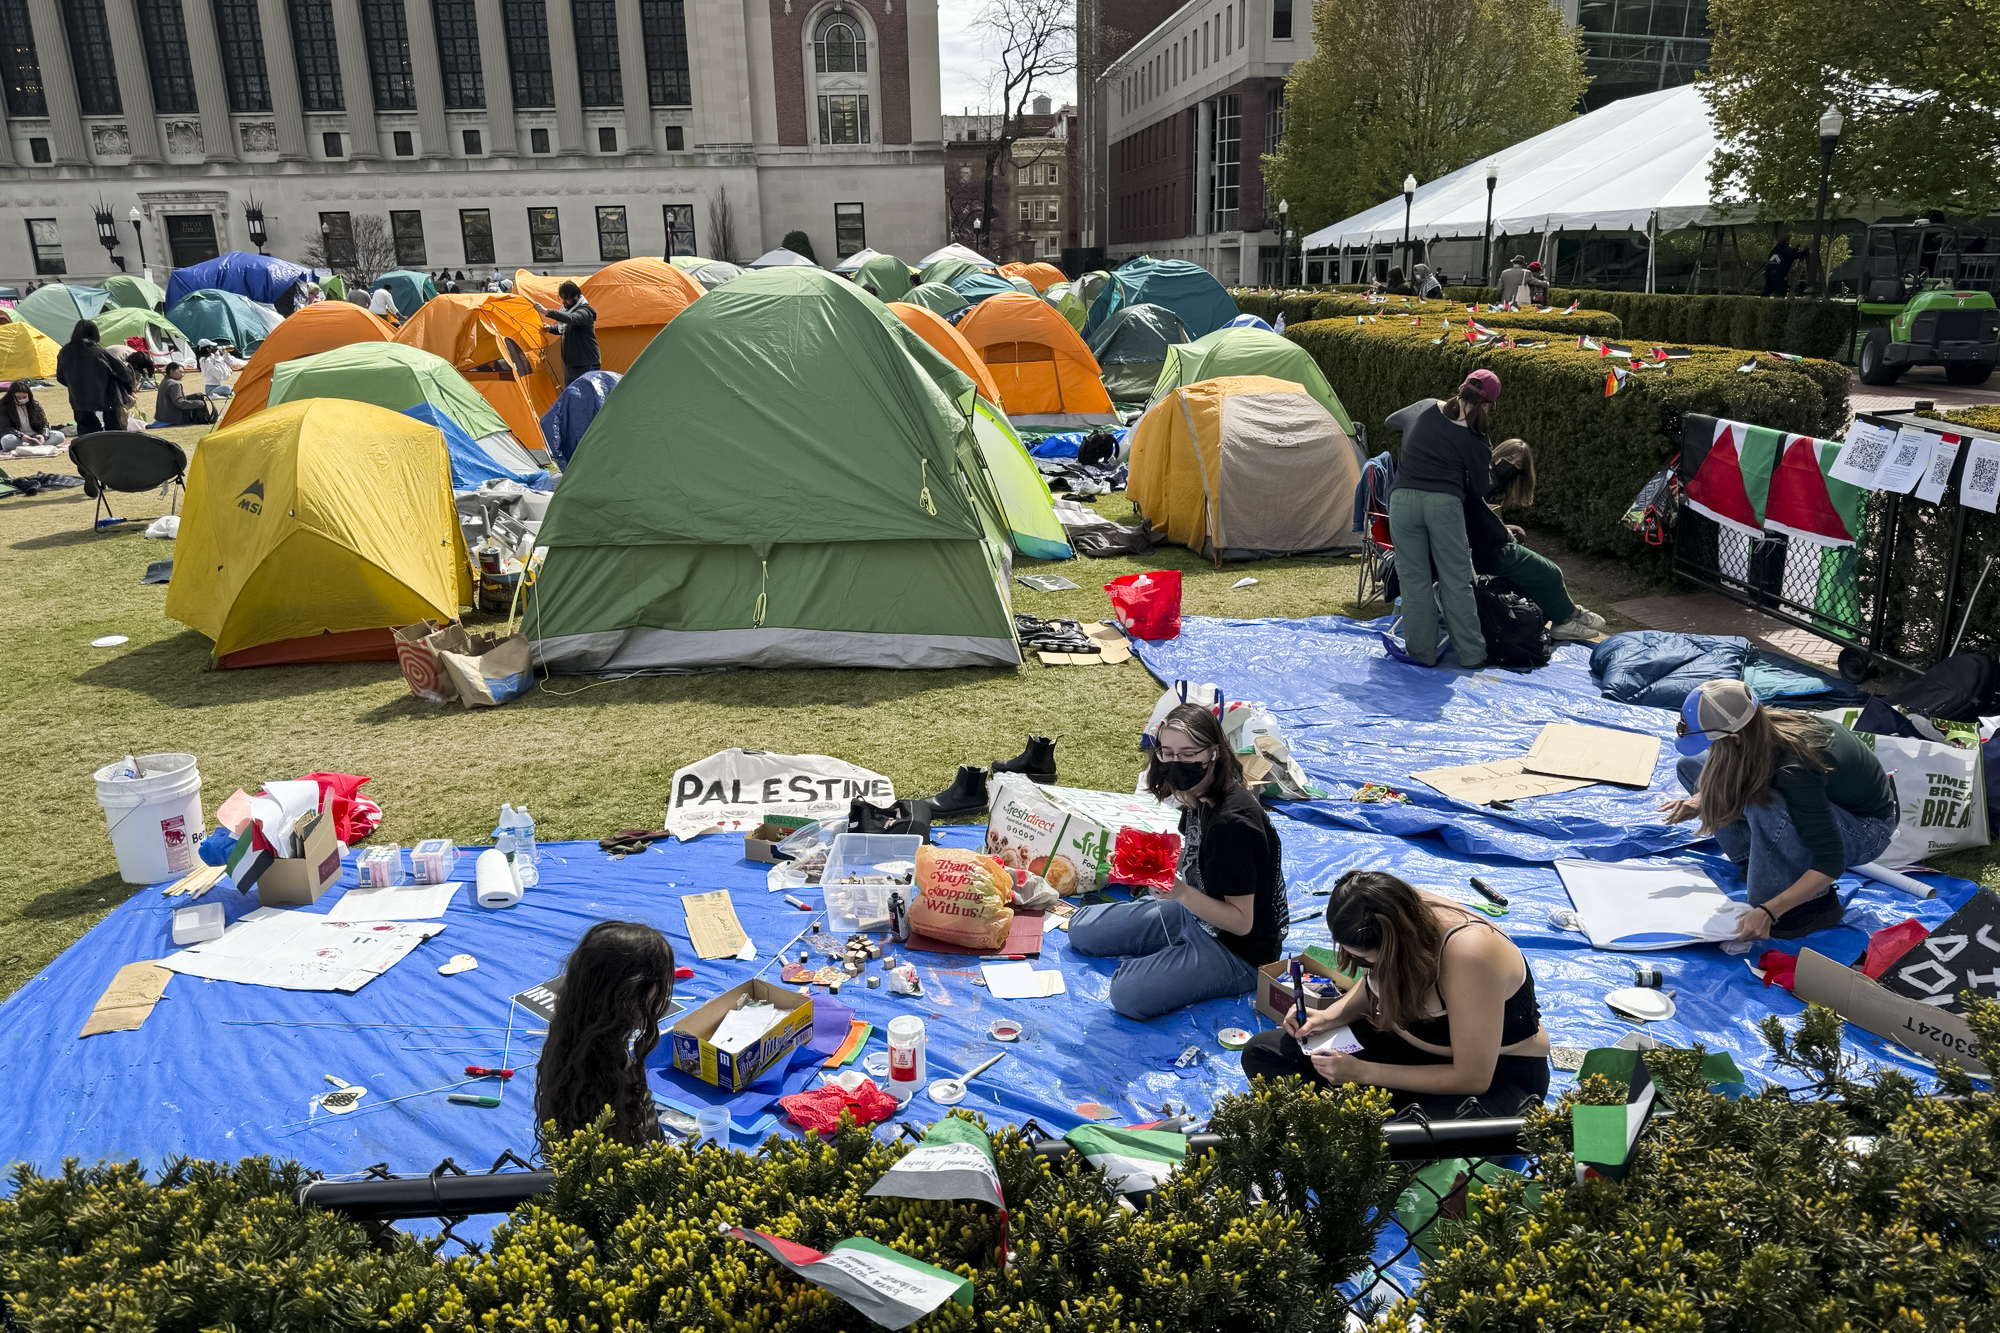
[
  {"left": 166, "top": 398, "right": 472, "bottom": 667},
  {"left": 0, "top": 320, "right": 61, "bottom": 380},
  {"left": 1128, "top": 375, "right": 1362, "bottom": 561}
]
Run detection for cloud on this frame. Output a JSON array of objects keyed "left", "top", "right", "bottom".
[{"left": 935, "top": 0, "right": 1077, "bottom": 118}]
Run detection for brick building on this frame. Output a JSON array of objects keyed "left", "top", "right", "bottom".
[{"left": 941, "top": 96, "right": 1075, "bottom": 263}]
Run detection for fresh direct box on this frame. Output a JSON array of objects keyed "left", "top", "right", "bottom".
[
  {"left": 985, "top": 777, "right": 1181, "bottom": 893},
  {"left": 669, "top": 979, "right": 815, "bottom": 1092}
]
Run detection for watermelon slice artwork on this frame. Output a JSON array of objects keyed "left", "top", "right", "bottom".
[{"left": 1763, "top": 432, "right": 1865, "bottom": 547}]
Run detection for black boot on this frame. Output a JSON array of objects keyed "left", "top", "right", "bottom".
[
  {"left": 849, "top": 796, "right": 933, "bottom": 841},
  {"left": 927, "top": 765, "right": 990, "bottom": 816},
  {"left": 991, "top": 735, "right": 1057, "bottom": 785}
]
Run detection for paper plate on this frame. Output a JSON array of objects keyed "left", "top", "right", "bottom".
[
  {"left": 90, "top": 635, "right": 129, "bottom": 648},
  {"left": 1604, "top": 987, "right": 1676, "bottom": 1022}
]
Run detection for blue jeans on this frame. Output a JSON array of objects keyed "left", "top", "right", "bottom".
[
  {"left": 1067, "top": 896, "right": 1259, "bottom": 1021},
  {"left": 1677, "top": 755, "right": 1895, "bottom": 917}
]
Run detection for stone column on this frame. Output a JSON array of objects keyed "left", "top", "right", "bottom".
[
  {"left": 24, "top": 0, "right": 88, "bottom": 163},
  {"left": 404, "top": 0, "right": 451, "bottom": 157},
  {"left": 613, "top": 0, "right": 652, "bottom": 154},
  {"left": 545, "top": 0, "right": 589, "bottom": 155},
  {"left": 179, "top": 0, "right": 241, "bottom": 162},
  {"left": 329, "top": 0, "right": 382, "bottom": 159},
  {"left": 472, "top": 0, "right": 517, "bottom": 155},
  {"left": 101, "top": 0, "right": 163, "bottom": 162},
  {"left": 256, "top": 0, "right": 312, "bottom": 160},
  {"left": 0, "top": 99, "right": 13, "bottom": 166}
]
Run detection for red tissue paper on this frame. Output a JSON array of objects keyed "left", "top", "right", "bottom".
[
  {"left": 301, "top": 772, "right": 383, "bottom": 843},
  {"left": 779, "top": 1079, "right": 900, "bottom": 1134},
  {"left": 1756, "top": 950, "right": 1798, "bottom": 992},
  {"left": 1862, "top": 918, "right": 1930, "bottom": 980},
  {"left": 1111, "top": 827, "right": 1182, "bottom": 890}
]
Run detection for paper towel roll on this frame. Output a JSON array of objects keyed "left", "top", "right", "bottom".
[
  {"left": 1854, "top": 861, "right": 1935, "bottom": 900},
  {"left": 475, "top": 849, "right": 522, "bottom": 908}
]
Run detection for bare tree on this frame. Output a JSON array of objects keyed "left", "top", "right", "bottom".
[
  {"left": 972, "top": 0, "right": 1076, "bottom": 245},
  {"left": 708, "top": 186, "right": 739, "bottom": 263},
  {"left": 300, "top": 214, "right": 397, "bottom": 288}
]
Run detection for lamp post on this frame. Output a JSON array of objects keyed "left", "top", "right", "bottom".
[
  {"left": 244, "top": 197, "right": 268, "bottom": 254},
  {"left": 1401, "top": 174, "right": 1416, "bottom": 276},
  {"left": 94, "top": 202, "right": 125, "bottom": 272},
  {"left": 972, "top": 215, "right": 983, "bottom": 251},
  {"left": 1810, "top": 105, "right": 1844, "bottom": 295},
  {"left": 1277, "top": 198, "right": 1289, "bottom": 284},
  {"left": 1483, "top": 163, "right": 1499, "bottom": 285},
  {"left": 127, "top": 206, "right": 148, "bottom": 272}
]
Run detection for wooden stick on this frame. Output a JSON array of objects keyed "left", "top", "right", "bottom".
[{"left": 163, "top": 865, "right": 226, "bottom": 898}]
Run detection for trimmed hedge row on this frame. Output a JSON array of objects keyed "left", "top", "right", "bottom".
[
  {"left": 1437, "top": 286, "right": 1855, "bottom": 358},
  {"left": 1231, "top": 290, "right": 1623, "bottom": 339},
  {"left": 1286, "top": 315, "right": 1850, "bottom": 554}
]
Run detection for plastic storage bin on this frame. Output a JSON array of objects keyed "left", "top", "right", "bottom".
[
  {"left": 820, "top": 833, "right": 922, "bottom": 933},
  {"left": 356, "top": 845, "right": 405, "bottom": 887},
  {"left": 172, "top": 901, "right": 225, "bottom": 945},
  {"left": 411, "top": 839, "right": 456, "bottom": 884}
]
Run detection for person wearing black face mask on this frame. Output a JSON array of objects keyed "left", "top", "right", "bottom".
[{"left": 1068, "top": 703, "right": 1288, "bottom": 1020}]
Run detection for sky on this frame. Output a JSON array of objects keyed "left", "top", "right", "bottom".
[{"left": 936, "top": 0, "right": 1076, "bottom": 119}]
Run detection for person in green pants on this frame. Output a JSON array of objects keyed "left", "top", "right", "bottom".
[
  {"left": 1470, "top": 440, "right": 1606, "bottom": 641},
  {"left": 1385, "top": 371, "right": 1502, "bottom": 668}
]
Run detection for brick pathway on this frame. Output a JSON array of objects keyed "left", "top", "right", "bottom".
[{"left": 1611, "top": 591, "right": 1845, "bottom": 668}]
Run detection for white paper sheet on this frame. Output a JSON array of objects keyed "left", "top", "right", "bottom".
[
  {"left": 1554, "top": 859, "right": 1750, "bottom": 951},
  {"left": 159, "top": 908, "right": 445, "bottom": 991},
  {"left": 1916, "top": 434, "right": 1962, "bottom": 504},
  {"left": 1828, "top": 420, "right": 1897, "bottom": 490},
  {"left": 249, "top": 780, "right": 322, "bottom": 855},
  {"left": 1302, "top": 1024, "right": 1364, "bottom": 1056},
  {"left": 981, "top": 961, "right": 1067, "bottom": 999},
  {"left": 326, "top": 881, "right": 463, "bottom": 921},
  {"left": 709, "top": 1002, "right": 782, "bottom": 1054},
  {"left": 1961, "top": 439, "right": 2000, "bottom": 513},
  {"left": 1871, "top": 425, "right": 1935, "bottom": 494}
]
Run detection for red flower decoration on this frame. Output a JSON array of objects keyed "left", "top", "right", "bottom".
[{"left": 1111, "top": 827, "right": 1182, "bottom": 890}]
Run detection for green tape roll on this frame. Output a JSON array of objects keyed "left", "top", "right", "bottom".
[{"left": 1217, "top": 1027, "right": 1251, "bottom": 1050}]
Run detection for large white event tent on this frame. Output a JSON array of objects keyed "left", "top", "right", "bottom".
[{"left": 1302, "top": 84, "right": 1745, "bottom": 285}]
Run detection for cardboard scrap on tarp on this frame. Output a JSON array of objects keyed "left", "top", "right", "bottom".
[
  {"left": 80, "top": 961, "right": 171, "bottom": 1037},
  {"left": 1037, "top": 622, "right": 1134, "bottom": 667},
  {"left": 1522, "top": 723, "right": 1661, "bottom": 788},
  {"left": 1877, "top": 890, "right": 2000, "bottom": 1014},
  {"left": 684, "top": 890, "right": 751, "bottom": 960},
  {"left": 1411, "top": 758, "right": 1597, "bottom": 805}
]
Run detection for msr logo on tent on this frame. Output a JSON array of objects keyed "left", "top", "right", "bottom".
[{"left": 237, "top": 480, "right": 264, "bottom": 514}]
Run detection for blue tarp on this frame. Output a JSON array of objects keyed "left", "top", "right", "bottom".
[
  {"left": 539, "top": 369, "right": 621, "bottom": 469},
  {"left": 401, "top": 403, "right": 548, "bottom": 490},
  {"left": 164, "top": 288, "right": 273, "bottom": 356},
  {"left": 164, "top": 252, "right": 312, "bottom": 308}
]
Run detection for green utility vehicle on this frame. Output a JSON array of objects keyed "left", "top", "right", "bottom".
[{"left": 1854, "top": 220, "right": 2000, "bottom": 385}]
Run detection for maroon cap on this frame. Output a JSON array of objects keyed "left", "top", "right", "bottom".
[
  {"left": 1462, "top": 368, "right": 1501, "bottom": 402},
  {"left": 1528, "top": 260, "right": 1543, "bottom": 271}
]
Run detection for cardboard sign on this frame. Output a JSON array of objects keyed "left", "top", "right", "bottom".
[
  {"left": 80, "top": 961, "right": 171, "bottom": 1037},
  {"left": 1521, "top": 723, "right": 1661, "bottom": 788},
  {"left": 1411, "top": 758, "right": 1596, "bottom": 805},
  {"left": 1794, "top": 946, "right": 1990, "bottom": 1074},
  {"left": 670, "top": 979, "right": 815, "bottom": 1091},
  {"left": 683, "top": 890, "right": 751, "bottom": 960},
  {"left": 665, "top": 748, "right": 893, "bottom": 841},
  {"left": 1878, "top": 891, "right": 2000, "bottom": 1014}
]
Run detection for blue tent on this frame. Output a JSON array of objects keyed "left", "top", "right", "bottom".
[
  {"left": 1226, "top": 313, "right": 1274, "bottom": 331},
  {"left": 164, "top": 288, "right": 274, "bottom": 355},
  {"left": 539, "top": 369, "right": 620, "bottom": 469},
  {"left": 1085, "top": 257, "right": 1238, "bottom": 338},
  {"left": 374, "top": 270, "right": 439, "bottom": 319},
  {"left": 948, "top": 269, "right": 1018, "bottom": 306},
  {"left": 401, "top": 402, "right": 549, "bottom": 490},
  {"left": 164, "top": 251, "right": 311, "bottom": 308}
]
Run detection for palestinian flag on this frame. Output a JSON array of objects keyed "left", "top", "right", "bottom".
[
  {"left": 865, "top": 1117, "right": 1008, "bottom": 1259},
  {"left": 1468, "top": 319, "right": 1497, "bottom": 340},
  {"left": 225, "top": 821, "right": 276, "bottom": 891},
  {"left": 1767, "top": 350, "right": 1806, "bottom": 363},
  {"left": 1660, "top": 347, "right": 1694, "bottom": 359},
  {"left": 1577, "top": 334, "right": 1601, "bottom": 353},
  {"left": 1601, "top": 341, "right": 1633, "bottom": 359},
  {"left": 1683, "top": 418, "right": 1779, "bottom": 537},
  {"left": 1564, "top": 299, "right": 1580, "bottom": 314},
  {"left": 1736, "top": 356, "right": 1759, "bottom": 373},
  {"left": 1065, "top": 1124, "right": 1187, "bottom": 1195},
  {"left": 723, "top": 1229, "right": 974, "bottom": 1330},
  {"left": 1604, "top": 368, "right": 1627, "bottom": 397},
  {"left": 1572, "top": 1055, "right": 1657, "bottom": 1183},
  {"left": 1764, "top": 432, "right": 1865, "bottom": 546}
]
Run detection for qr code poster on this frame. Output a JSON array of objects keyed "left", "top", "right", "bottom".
[
  {"left": 1960, "top": 438, "right": 2000, "bottom": 514},
  {"left": 1881, "top": 891, "right": 2000, "bottom": 1013}
]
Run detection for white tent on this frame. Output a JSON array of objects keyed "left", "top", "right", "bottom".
[
  {"left": 745, "top": 248, "right": 819, "bottom": 269},
  {"left": 831, "top": 247, "right": 882, "bottom": 274},
  {"left": 1302, "top": 85, "right": 1745, "bottom": 252},
  {"left": 918, "top": 243, "right": 999, "bottom": 269}
]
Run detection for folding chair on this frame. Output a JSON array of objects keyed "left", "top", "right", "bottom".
[
  {"left": 1356, "top": 501, "right": 1395, "bottom": 607},
  {"left": 67, "top": 431, "right": 188, "bottom": 529}
]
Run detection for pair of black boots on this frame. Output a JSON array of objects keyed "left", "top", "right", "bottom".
[{"left": 925, "top": 736, "right": 1058, "bottom": 817}]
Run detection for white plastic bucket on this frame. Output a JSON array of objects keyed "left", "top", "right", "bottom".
[{"left": 93, "top": 752, "right": 204, "bottom": 885}]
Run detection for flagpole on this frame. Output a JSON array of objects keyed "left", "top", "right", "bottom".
[{"left": 1646, "top": 210, "right": 1658, "bottom": 295}]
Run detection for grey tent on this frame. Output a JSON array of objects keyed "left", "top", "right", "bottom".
[
  {"left": 1086, "top": 303, "right": 1189, "bottom": 402},
  {"left": 746, "top": 248, "right": 819, "bottom": 269}
]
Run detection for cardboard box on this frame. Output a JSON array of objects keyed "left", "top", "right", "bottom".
[
  {"left": 984, "top": 778, "right": 1180, "bottom": 893},
  {"left": 1254, "top": 955, "right": 1344, "bottom": 1026},
  {"left": 670, "top": 978, "right": 815, "bottom": 1091},
  {"left": 743, "top": 816, "right": 816, "bottom": 864},
  {"left": 1792, "top": 947, "right": 1990, "bottom": 1075},
  {"left": 257, "top": 812, "right": 341, "bottom": 908}
]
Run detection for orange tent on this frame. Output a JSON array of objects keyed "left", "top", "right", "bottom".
[
  {"left": 395, "top": 294, "right": 563, "bottom": 449},
  {"left": 955, "top": 293, "right": 1117, "bottom": 427},
  {"left": 512, "top": 270, "right": 566, "bottom": 307},
  {"left": 1001, "top": 262, "right": 1068, "bottom": 293},
  {"left": 580, "top": 258, "right": 704, "bottom": 371},
  {"left": 218, "top": 301, "right": 394, "bottom": 427},
  {"left": 887, "top": 301, "right": 1003, "bottom": 405}
]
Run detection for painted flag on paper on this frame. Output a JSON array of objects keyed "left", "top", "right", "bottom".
[
  {"left": 1572, "top": 1054, "right": 1657, "bottom": 1182},
  {"left": 865, "top": 1116, "right": 1008, "bottom": 1255},
  {"left": 225, "top": 822, "right": 275, "bottom": 891},
  {"left": 723, "top": 1228, "right": 974, "bottom": 1330},
  {"left": 1064, "top": 1124, "right": 1188, "bottom": 1194}
]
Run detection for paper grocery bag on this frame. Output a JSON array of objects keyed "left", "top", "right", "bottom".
[
  {"left": 394, "top": 620, "right": 461, "bottom": 703},
  {"left": 439, "top": 630, "right": 532, "bottom": 708}
]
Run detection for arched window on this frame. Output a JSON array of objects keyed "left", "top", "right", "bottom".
[{"left": 814, "top": 13, "right": 866, "bottom": 73}]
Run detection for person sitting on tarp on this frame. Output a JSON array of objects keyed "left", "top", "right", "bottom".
[
  {"left": 534, "top": 920, "right": 678, "bottom": 1148},
  {"left": 1465, "top": 437, "right": 1605, "bottom": 643},
  {"left": 152, "top": 361, "right": 214, "bottom": 426},
  {"left": 1069, "top": 703, "right": 1288, "bottom": 1020},
  {"left": 1662, "top": 679, "right": 1898, "bottom": 940},
  {"left": 1240, "top": 870, "right": 1550, "bottom": 1117},
  {"left": 1386, "top": 369, "right": 1500, "bottom": 668}
]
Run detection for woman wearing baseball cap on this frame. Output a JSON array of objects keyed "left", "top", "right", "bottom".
[
  {"left": 1384, "top": 369, "right": 1503, "bottom": 669},
  {"left": 1661, "top": 680, "right": 1899, "bottom": 940}
]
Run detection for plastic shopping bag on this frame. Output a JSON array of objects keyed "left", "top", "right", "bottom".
[{"left": 1104, "top": 570, "right": 1183, "bottom": 640}]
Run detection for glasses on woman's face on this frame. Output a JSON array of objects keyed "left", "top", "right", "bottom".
[{"left": 1154, "top": 744, "right": 1213, "bottom": 763}]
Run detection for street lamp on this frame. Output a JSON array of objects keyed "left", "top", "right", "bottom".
[
  {"left": 1483, "top": 163, "right": 1499, "bottom": 285},
  {"left": 93, "top": 201, "right": 125, "bottom": 271},
  {"left": 1810, "top": 105, "right": 1844, "bottom": 294},
  {"left": 127, "top": 205, "right": 148, "bottom": 271},
  {"left": 244, "top": 197, "right": 267, "bottom": 254},
  {"left": 1402, "top": 174, "right": 1417, "bottom": 276},
  {"left": 1277, "top": 198, "right": 1289, "bottom": 284}
]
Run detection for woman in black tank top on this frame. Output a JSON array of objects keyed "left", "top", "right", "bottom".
[{"left": 1239, "top": 870, "right": 1551, "bottom": 1117}]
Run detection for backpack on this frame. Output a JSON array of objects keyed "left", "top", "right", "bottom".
[
  {"left": 1475, "top": 576, "right": 1552, "bottom": 668},
  {"left": 1886, "top": 652, "right": 2000, "bottom": 722},
  {"left": 1623, "top": 459, "right": 1679, "bottom": 546}
]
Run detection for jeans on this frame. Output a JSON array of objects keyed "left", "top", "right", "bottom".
[
  {"left": 1390, "top": 488, "right": 1485, "bottom": 668},
  {"left": 1067, "top": 896, "right": 1259, "bottom": 1021},
  {"left": 1677, "top": 755, "right": 1895, "bottom": 935},
  {"left": 1, "top": 429, "right": 62, "bottom": 450},
  {"left": 206, "top": 384, "right": 234, "bottom": 398},
  {"left": 1489, "top": 542, "right": 1575, "bottom": 623}
]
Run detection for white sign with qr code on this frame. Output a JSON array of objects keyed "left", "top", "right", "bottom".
[
  {"left": 1916, "top": 433, "right": 1962, "bottom": 504},
  {"left": 1829, "top": 421, "right": 1897, "bottom": 490},
  {"left": 1962, "top": 438, "right": 2000, "bottom": 513}
]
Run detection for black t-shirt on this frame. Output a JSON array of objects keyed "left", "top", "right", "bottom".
[{"left": 1179, "top": 785, "right": 1288, "bottom": 966}]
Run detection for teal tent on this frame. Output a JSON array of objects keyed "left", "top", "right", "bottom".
[
  {"left": 166, "top": 288, "right": 275, "bottom": 355},
  {"left": 903, "top": 283, "right": 969, "bottom": 316},
  {"left": 528, "top": 267, "right": 1020, "bottom": 673},
  {"left": 949, "top": 270, "right": 1018, "bottom": 306},
  {"left": 373, "top": 270, "right": 439, "bottom": 318},
  {"left": 1086, "top": 257, "right": 1237, "bottom": 339},
  {"left": 14, "top": 284, "right": 114, "bottom": 342},
  {"left": 919, "top": 257, "right": 981, "bottom": 288},
  {"left": 1087, "top": 303, "right": 1189, "bottom": 401},
  {"left": 852, "top": 253, "right": 914, "bottom": 301},
  {"left": 1150, "top": 326, "right": 1358, "bottom": 436}
]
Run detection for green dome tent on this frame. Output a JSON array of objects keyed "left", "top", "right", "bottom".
[
  {"left": 528, "top": 267, "right": 1021, "bottom": 673},
  {"left": 104, "top": 274, "right": 165, "bottom": 310},
  {"left": 1151, "top": 326, "right": 1358, "bottom": 437},
  {"left": 166, "top": 288, "right": 275, "bottom": 355},
  {"left": 903, "top": 282, "right": 969, "bottom": 316},
  {"left": 14, "top": 283, "right": 115, "bottom": 342},
  {"left": 919, "top": 256, "right": 981, "bottom": 289},
  {"left": 668, "top": 256, "right": 744, "bottom": 289},
  {"left": 1085, "top": 257, "right": 1237, "bottom": 339},
  {"left": 1043, "top": 283, "right": 1087, "bottom": 331},
  {"left": 852, "top": 253, "right": 913, "bottom": 301},
  {"left": 373, "top": 269, "right": 439, "bottom": 318},
  {"left": 97, "top": 307, "right": 195, "bottom": 363},
  {"left": 1087, "top": 303, "right": 1189, "bottom": 402}
]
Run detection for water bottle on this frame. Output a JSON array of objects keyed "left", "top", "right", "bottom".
[
  {"left": 494, "top": 802, "right": 517, "bottom": 866},
  {"left": 513, "top": 805, "right": 539, "bottom": 887}
]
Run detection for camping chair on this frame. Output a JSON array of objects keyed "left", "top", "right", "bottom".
[
  {"left": 68, "top": 431, "right": 187, "bottom": 529},
  {"left": 1353, "top": 451, "right": 1397, "bottom": 606}
]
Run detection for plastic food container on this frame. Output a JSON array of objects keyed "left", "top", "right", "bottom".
[
  {"left": 821, "top": 833, "right": 921, "bottom": 933},
  {"left": 355, "top": 845, "right": 406, "bottom": 888},
  {"left": 411, "top": 839, "right": 456, "bottom": 885},
  {"left": 171, "top": 901, "right": 225, "bottom": 945}
]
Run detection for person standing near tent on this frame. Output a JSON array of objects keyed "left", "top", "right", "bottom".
[
  {"left": 536, "top": 282, "right": 600, "bottom": 386},
  {"left": 368, "top": 286, "right": 400, "bottom": 324},
  {"left": 1240, "top": 870, "right": 1551, "bottom": 1117},
  {"left": 55, "top": 320, "right": 135, "bottom": 435},
  {"left": 1069, "top": 704, "right": 1288, "bottom": 1021},
  {"left": 1385, "top": 369, "right": 1498, "bottom": 669},
  {"left": 1662, "top": 681, "right": 1897, "bottom": 940},
  {"left": 1, "top": 384, "right": 62, "bottom": 450},
  {"left": 534, "top": 920, "right": 678, "bottom": 1148}
]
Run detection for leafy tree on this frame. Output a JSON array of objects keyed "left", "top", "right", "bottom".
[
  {"left": 1265, "top": 0, "right": 1587, "bottom": 233},
  {"left": 781, "top": 229, "right": 817, "bottom": 263},
  {"left": 1706, "top": 0, "right": 2000, "bottom": 220}
]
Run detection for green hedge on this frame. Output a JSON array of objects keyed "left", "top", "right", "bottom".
[
  {"left": 1286, "top": 315, "right": 1849, "bottom": 554},
  {"left": 1231, "top": 290, "right": 1622, "bottom": 339},
  {"left": 1436, "top": 285, "right": 1855, "bottom": 358}
]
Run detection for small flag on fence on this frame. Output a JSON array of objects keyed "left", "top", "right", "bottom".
[
  {"left": 722, "top": 1228, "right": 975, "bottom": 1330},
  {"left": 1572, "top": 1054, "right": 1657, "bottom": 1182},
  {"left": 865, "top": 1117, "right": 1008, "bottom": 1260},
  {"left": 1064, "top": 1124, "right": 1188, "bottom": 1194}
]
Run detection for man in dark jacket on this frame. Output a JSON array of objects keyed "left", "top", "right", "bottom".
[
  {"left": 152, "top": 362, "right": 214, "bottom": 426},
  {"left": 55, "top": 320, "right": 136, "bottom": 435},
  {"left": 535, "top": 282, "right": 600, "bottom": 385}
]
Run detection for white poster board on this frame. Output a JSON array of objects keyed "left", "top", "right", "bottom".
[
  {"left": 665, "top": 748, "right": 894, "bottom": 840},
  {"left": 160, "top": 908, "right": 445, "bottom": 991},
  {"left": 1555, "top": 859, "right": 1750, "bottom": 951}
]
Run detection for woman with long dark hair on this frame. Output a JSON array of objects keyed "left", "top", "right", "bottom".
[
  {"left": 1385, "top": 369, "right": 1501, "bottom": 668},
  {"left": 1068, "top": 703, "right": 1288, "bottom": 1020},
  {"left": 534, "top": 920, "right": 678, "bottom": 1149},
  {"left": 1663, "top": 679, "right": 1897, "bottom": 939},
  {"left": 1240, "top": 870, "right": 1550, "bottom": 1116},
  {"left": 54, "top": 320, "right": 136, "bottom": 435}
]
